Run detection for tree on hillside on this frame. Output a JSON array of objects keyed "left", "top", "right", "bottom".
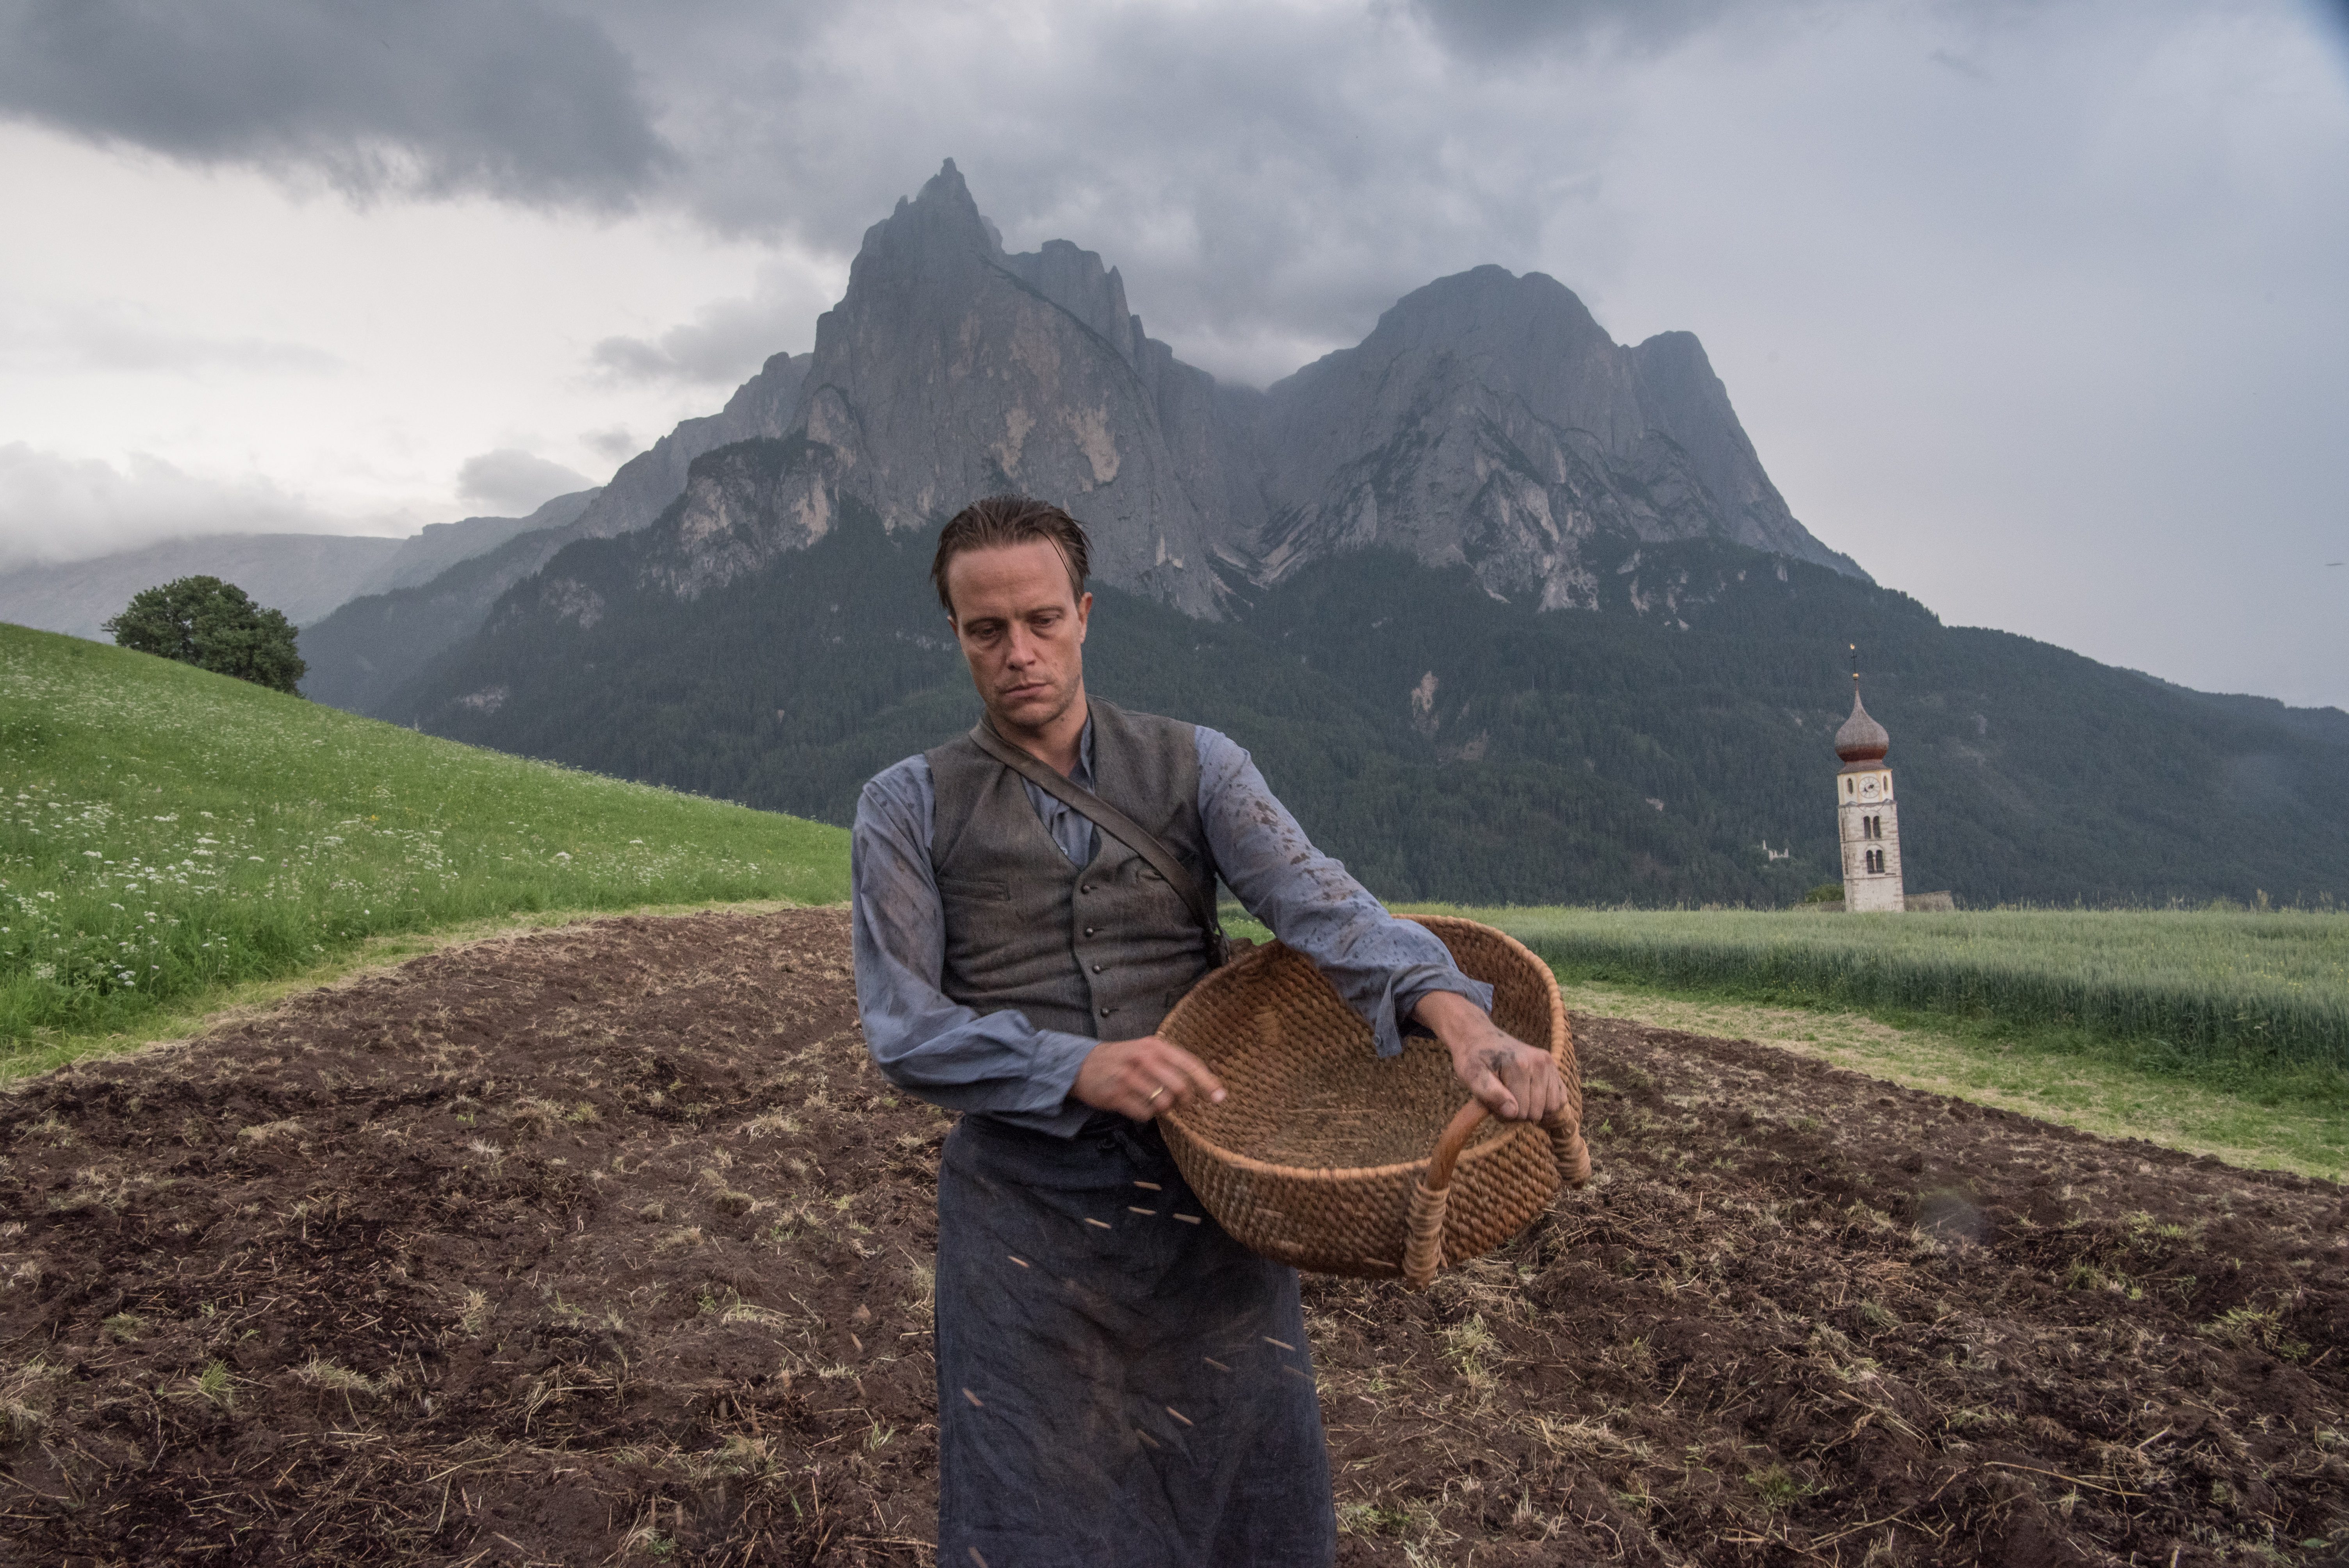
[{"left": 104, "top": 576, "right": 307, "bottom": 695}]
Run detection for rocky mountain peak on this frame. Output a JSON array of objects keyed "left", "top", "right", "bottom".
[
  {"left": 1248, "top": 261, "right": 1864, "bottom": 597},
  {"left": 855, "top": 158, "right": 1002, "bottom": 283},
  {"left": 621, "top": 167, "right": 1861, "bottom": 616},
  {"left": 1350, "top": 265, "right": 1614, "bottom": 369},
  {"left": 653, "top": 160, "right": 1231, "bottom": 612},
  {"left": 999, "top": 239, "right": 1146, "bottom": 371}
]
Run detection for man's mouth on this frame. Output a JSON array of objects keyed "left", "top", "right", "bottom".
[{"left": 1000, "top": 681, "right": 1050, "bottom": 701}]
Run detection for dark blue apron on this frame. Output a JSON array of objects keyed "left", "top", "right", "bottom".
[{"left": 934, "top": 1111, "right": 1338, "bottom": 1568}]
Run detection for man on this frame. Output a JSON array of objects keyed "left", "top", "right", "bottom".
[{"left": 852, "top": 494, "right": 1566, "bottom": 1567}]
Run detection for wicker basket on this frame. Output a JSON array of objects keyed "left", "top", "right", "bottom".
[{"left": 1157, "top": 915, "right": 1591, "bottom": 1287}]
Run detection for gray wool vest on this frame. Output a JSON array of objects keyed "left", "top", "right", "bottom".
[{"left": 927, "top": 700, "right": 1217, "bottom": 1042}]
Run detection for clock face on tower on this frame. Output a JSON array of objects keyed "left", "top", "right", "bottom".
[{"left": 1858, "top": 776, "right": 1882, "bottom": 803}]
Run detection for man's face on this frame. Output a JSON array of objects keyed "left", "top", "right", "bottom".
[{"left": 945, "top": 538, "right": 1092, "bottom": 734}]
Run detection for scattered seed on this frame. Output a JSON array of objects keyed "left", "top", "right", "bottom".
[
  {"left": 1128, "top": 1206, "right": 1155, "bottom": 1216},
  {"left": 1084, "top": 1218, "right": 1112, "bottom": 1229},
  {"left": 1136, "top": 1427, "right": 1160, "bottom": 1449},
  {"left": 1203, "top": 1356, "right": 1230, "bottom": 1371},
  {"left": 1174, "top": 1213, "right": 1202, "bottom": 1224},
  {"left": 1263, "top": 1337, "right": 1294, "bottom": 1351},
  {"left": 850, "top": 1334, "right": 864, "bottom": 1352},
  {"left": 963, "top": 1388, "right": 984, "bottom": 1408},
  {"left": 970, "top": 1550, "right": 989, "bottom": 1568},
  {"left": 1282, "top": 1365, "right": 1309, "bottom": 1379},
  {"left": 1007, "top": 1255, "right": 1030, "bottom": 1268},
  {"left": 1132, "top": 1181, "right": 1162, "bottom": 1191},
  {"left": 1166, "top": 1406, "right": 1193, "bottom": 1426}
]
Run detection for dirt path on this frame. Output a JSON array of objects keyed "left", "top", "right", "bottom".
[{"left": 2, "top": 908, "right": 2341, "bottom": 1566}]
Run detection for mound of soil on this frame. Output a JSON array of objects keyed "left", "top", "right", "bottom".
[{"left": 1, "top": 908, "right": 2341, "bottom": 1566}]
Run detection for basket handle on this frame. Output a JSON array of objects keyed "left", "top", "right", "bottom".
[{"left": 1402, "top": 1101, "right": 1592, "bottom": 1290}]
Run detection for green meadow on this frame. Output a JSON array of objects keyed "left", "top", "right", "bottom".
[
  {"left": 0, "top": 625, "right": 850, "bottom": 1061},
  {"left": 1456, "top": 905, "right": 2349, "bottom": 1069},
  {"left": 1423, "top": 904, "right": 2349, "bottom": 1180}
]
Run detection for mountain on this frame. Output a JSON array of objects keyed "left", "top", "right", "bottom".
[
  {"left": 0, "top": 488, "right": 599, "bottom": 643},
  {"left": 651, "top": 165, "right": 1240, "bottom": 611},
  {"left": 351, "top": 490, "right": 600, "bottom": 596},
  {"left": 1249, "top": 269, "right": 1866, "bottom": 601},
  {"left": 312, "top": 161, "right": 2349, "bottom": 906},
  {"left": 297, "top": 351, "right": 811, "bottom": 708},
  {"left": 564, "top": 351, "right": 814, "bottom": 545},
  {"left": 0, "top": 534, "right": 403, "bottom": 640},
  {"left": 526, "top": 160, "right": 1858, "bottom": 619},
  {"left": 386, "top": 506, "right": 2349, "bottom": 907},
  {"left": 301, "top": 158, "right": 1851, "bottom": 688}
]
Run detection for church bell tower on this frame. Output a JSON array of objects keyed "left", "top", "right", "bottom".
[{"left": 1834, "top": 665, "right": 1905, "bottom": 912}]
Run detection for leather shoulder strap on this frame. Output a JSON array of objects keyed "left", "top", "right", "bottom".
[{"left": 968, "top": 721, "right": 1225, "bottom": 947}]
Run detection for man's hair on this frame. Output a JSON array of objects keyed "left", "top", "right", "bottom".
[{"left": 932, "top": 494, "right": 1091, "bottom": 616}]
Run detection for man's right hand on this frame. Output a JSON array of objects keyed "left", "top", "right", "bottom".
[{"left": 1072, "top": 1035, "right": 1226, "bottom": 1121}]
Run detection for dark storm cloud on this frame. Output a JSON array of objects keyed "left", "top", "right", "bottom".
[
  {"left": 0, "top": 0, "right": 674, "bottom": 207},
  {"left": 1407, "top": 0, "right": 1757, "bottom": 56},
  {"left": 580, "top": 0, "right": 1644, "bottom": 383}
]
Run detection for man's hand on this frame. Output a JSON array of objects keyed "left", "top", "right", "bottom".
[
  {"left": 1412, "top": 991, "right": 1565, "bottom": 1123},
  {"left": 1072, "top": 1035, "right": 1226, "bottom": 1121}
]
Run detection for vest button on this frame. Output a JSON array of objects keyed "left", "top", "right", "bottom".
[
  {"left": 1084, "top": 927, "right": 1096, "bottom": 937},
  {"left": 1091, "top": 962, "right": 1103, "bottom": 973},
  {"left": 1080, "top": 883, "right": 1094, "bottom": 894},
  {"left": 1099, "top": 1005, "right": 1114, "bottom": 1016}
]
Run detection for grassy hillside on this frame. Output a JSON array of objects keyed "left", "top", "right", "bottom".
[
  {"left": 1459, "top": 906, "right": 2349, "bottom": 1070},
  {"left": 0, "top": 624, "right": 848, "bottom": 1053}
]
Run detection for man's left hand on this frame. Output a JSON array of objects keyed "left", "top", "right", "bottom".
[{"left": 1411, "top": 991, "right": 1566, "bottom": 1122}]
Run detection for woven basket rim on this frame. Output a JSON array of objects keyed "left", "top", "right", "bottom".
[{"left": 1160, "top": 914, "right": 1566, "bottom": 1183}]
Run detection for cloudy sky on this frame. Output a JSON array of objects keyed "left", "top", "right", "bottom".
[{"left": 3, "top": 0, "right": 2345, "bottom": 705}]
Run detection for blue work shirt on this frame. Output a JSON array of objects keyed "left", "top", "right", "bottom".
[{"left": 851, "top": 715, "right": 1494, "bottom": 1137}]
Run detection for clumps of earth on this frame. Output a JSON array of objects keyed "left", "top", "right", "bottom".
[{"left": 2, "top": 908, "right": 2342, "bottom": 1564}]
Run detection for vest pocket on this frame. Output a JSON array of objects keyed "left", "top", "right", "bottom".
[{"left": 937, "top": 876, "right": 1010, "bottom": 903}]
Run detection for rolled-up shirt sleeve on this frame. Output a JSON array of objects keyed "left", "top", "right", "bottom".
[
  {"left": 1196, "top": 727, "right": 1492, "bottom": 1057},
  {"left": 851, "top": 757, "right": 1098, "bottom": 1137}
]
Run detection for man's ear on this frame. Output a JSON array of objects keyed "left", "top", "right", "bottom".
[{"left": 1075, "top": 591, "right": 1093, "bottom": 642}]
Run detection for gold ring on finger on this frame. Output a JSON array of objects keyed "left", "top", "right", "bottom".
[{"left": 1146, "top": 1085, "right": 1165, "bottom": 1105}]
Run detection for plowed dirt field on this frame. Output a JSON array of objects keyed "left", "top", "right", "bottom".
[{"left": 2, "top": 908, "right": 2341, "bottom": 1566}]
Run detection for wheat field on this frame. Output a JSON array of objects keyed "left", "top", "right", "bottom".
[{"left": 1421, "top": 904, "right": 2349, "bottom": 1070}]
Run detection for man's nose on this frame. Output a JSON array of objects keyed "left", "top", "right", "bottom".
[{"left": 1004, "top": 624, "right": 1038, "bottom": 665}]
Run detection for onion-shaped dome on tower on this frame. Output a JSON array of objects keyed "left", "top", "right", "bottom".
[{"left": 1834, "top": 691, "right": 1890, "bottom": 763}]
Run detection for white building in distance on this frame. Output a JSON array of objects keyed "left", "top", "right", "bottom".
[{"left": 1835, "top": 690, "right": 1906, "bottom": 912}]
